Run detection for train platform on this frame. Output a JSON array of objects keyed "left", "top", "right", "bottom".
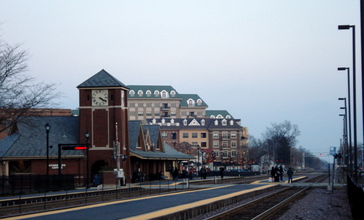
[{"left": 2, "top": 176, "right": 310, "bottom": 220}]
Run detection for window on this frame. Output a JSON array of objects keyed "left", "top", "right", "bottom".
[
  {"left": 222, "top": 142, "right": 228, "bottom": 148},
  {"left": 129, "top": 111, "right": 135, "bottom": 116},
  {"left": 181, "top": 111, "right": 187, "bottom": 116},
  {"left": 162, "top": 132, "right": 168, "bottom": 138},
  {"left": 146, "top": 103, "right": 152, "bottom": 107},
  {"left": 187, "top": 99, "right": 195, "bottom": 107},
  {"left": 213, "top": 141, "right": 219, "bottom": 148},
  {"left": 213, "top": 133, "right": 219, "bottom": 138},
  {"left": 201, "top": 133, "right": 207, "bottom": 138},
  {"left": 146, "top": 90, "right": 151, "bottom": 97},
  {"left": 171, "top": 133, "right": 177, "bottom": 139},
  {"left": 170, "top": 90, "right": 176, "bottom": 97},
  {"left": 192, "top": 133, "right": 198, "bottom": 138},
  {"left": 154, "top": 90, "right": 159, "bottom": 97},
  {"left": 155, "top": 103, "right": 160, "bottom": 107},
  {"left": 201, "top": 119, "right": 205, "bottom": 126},
  {"left": 214, "top": 120, "right": 218, "bottom": 125},
  {"left": 161, "top": 90, "right": 168, "bottom": 98},
  {"left": 183, "top": 133, "right": 188, "bottom": 138},
  {"left": 171, "top": 112, "right": 176, "bottom": 117},
  {"left": 222, "top": 119, "right": 227, "bottom": 126},
  {"left": 222, "top": 133, "right": 228, "bottom": 139},
  {"left": 231, "top": 133, "right": 237, "bottom": 138},
  {"left": 192, "top": 142, "right": 198, "bottom": 146},
  {"left": 130, "top": 103, "right": 135, "bottom": 107},
  {"left": 138, "top": 112, "right": 144, "bottom": 116},
  {"left": 231, "top": 142, "right": 237, "bottom": 148},
  {"left": 232, "top": 151, "right": 237, "bottom": 156},
  {"left": 146, "top": 112, "right": 152, "bottom": 116},
  {"left": 197, "top": 99, "right": 202, "bottom": 105},
  {"left": 183, "top": 119, "right": 187, "bottom": 126},
  {"left": 171, "top": 103, "right": 176, "bottom": 107},
  {"left": 215, "top": 151, "right": 219, "bottom": 157},
  {"left": 121, "top": 91, "right": 124, "bottom": 107},
  {"left": 216, "top": 114, "right": 223, "bottom": 119},
  {"left": 201, "top": 142, "right": 207, "bottom": 147},
  {"left": 155, "top": 112, "right": 160, "bottom": 116},
  {"left": 129, "top": 90, "right": 135, "bottom": 96},
  {"left": 137, "top": 90, "right": 143, "bottom": 97}
]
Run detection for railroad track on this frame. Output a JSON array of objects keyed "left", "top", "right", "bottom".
[{"left": 203, "top": 174, "right": 326, "bottom": 220}]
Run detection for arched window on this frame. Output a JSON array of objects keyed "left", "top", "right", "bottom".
[
  {"left": 197, "top": 99, "right": 202, "bottom": 105},
  {"left": 210, "top": 115, "right": 215, "bottom": 119},
  {"left": 201, "top": 119, "right": 205, "bottom": 126},
  {"left": 230, "top": 120, "right": 234, "bottom": 125},
  {"left": 170, "top": 90, "right": 176, "bottom": 97},
  {"left": 154, "top": 90, "right": 160, "bottom": 97},
  {"left": 152, "top": 118, "right": 156, "bottom": 124},
  {"left": 222, "top": 119, "right": 227, "bottom": 126},
  {"left": 146, "top": 90, "right": 151, "bottom": 97},
  {"left": 129, "top": 90, "right": 135, "bottom": 97},
  {"left": 161, "top": 90, "right": 169, "bottom": 98},
  {"left": 216, "top": 114, "right": 223, "bottom": 119},
  {"left": 226, "top": 115, "right": 232, "bottom": 119},
  {"left": 137, "top": 90, "right": 143, "bottom": 97},
  {"left": 187, "top": 99, "right": 195, "bottom": 107},
  {"left": 214, "top": 120, "right": 218, "bottom": 125},
  {"left": 183, "top": 119, "right": 187, "bottom": 126}
]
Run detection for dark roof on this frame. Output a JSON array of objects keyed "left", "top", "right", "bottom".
[
  {"left": 146, "top": 118, "right": 243, "bottom": 130},
  {"left": 0, "top": 116, "right": 83, "bottom": 159},
  {"left": 128, "top": 120, "right": 194, "bottom": 160},
  {"left": 77, "top": 69, "right": 128, "bottom": 88},
  {"left": 178, "top": 94, "right": 208, "bottom": 107},
  {"left": 206, "top": 110, "right": 234, "bottom": 119}
]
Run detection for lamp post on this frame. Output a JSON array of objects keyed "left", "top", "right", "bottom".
[
  {"left": 339, "top": 98, "right": 350, "bottom": 173},
  {"left": 338, "top": 68, "right": 352, "bottom": 172},
  {"left": 44, "top": 123, "right": 51, "bottom": 177},
  {"left": 85, "top": 131, "right": 90, "bottom": 189},
  {"left": 338, "top": 24, "right": 358, "bottom": 181},
  {"left": 197, "top": 145, "right": 200, "bottom": 175}
]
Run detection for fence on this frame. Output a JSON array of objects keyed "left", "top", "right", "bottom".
[
  {"left": 347, "top": 175, "right": 364, "bottom": 220},
  {"left": 0, "top": 174, "right": 75, "bottom": 196}
]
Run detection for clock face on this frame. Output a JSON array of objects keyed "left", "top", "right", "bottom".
[{"left": 92, "top": 90, "right": 108, "bottom": 106}]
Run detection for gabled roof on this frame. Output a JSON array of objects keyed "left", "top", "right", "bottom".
[
  {"left": 77, "top": 69, "right": 128, "bottom": 88},
  {"left": 128, "top": 120, "right": 194, "bottom": 160},
  {"left": 0, "top": 116, "right": 83, "bottom": 159},
  {"left": 146, "top": 118, "right": 243, "bottom": 130}
]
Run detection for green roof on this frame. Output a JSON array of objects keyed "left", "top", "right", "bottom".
[{"left": 78, "top": 69, "right": 128, "bottom": 88}]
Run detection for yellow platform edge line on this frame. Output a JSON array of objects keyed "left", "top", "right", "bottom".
[
  {"left": 122, "top": 184, "right": 275, "bottom": 220},
  {"left": 2, "top": 185, "right": 234, "bottom": 220}
]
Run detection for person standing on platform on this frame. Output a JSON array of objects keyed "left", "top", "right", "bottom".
[
  {"left": 287, "top": 167, "right": 294, "bottom": 183},
  {"left": 220, "top": 166, "right": 225, "bottom": 179},
  {"left": 200, "top": 166, "right": 207, "bottom": 179},
  {"left": 173, "top": 167, "right": 179, "bottom": 181},
  {"left": 279, "top": 165, "right": 284, "bottom": 182},
  {"left": 271, "top": 166, "right": 276, "bottom": 180}
]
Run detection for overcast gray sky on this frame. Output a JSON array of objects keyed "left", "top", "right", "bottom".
[{"left": 0, "top": 1, "right": 361, "bottom": 162}]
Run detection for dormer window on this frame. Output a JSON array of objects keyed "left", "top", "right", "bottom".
[
  {"left": 201, "top": 119, "right": 205, "bottom": 126},
  {"left": 137, "top": 90, "right": 143, "bottom": 97},
  {"left": 171, "top": 118, "right": 174, "bottom": 124},
  {"left": 216, "top": 114, "right": 223, "bottom": 119},
  {"left": 146, "top": 90, "right": 151, "bottom": 97},
  {"left": 161, "top": 118, "right": 165, "bottom": 124},
  {"left": 197, "top": 99, "right": 202, "bottom": 105},
  {"left": 129, "top": 90, "right": 135, "bottom": 97},
  {"left": 210, "top": 115, "right": 215, "bottom": 119},
  {"left": 230, "top": 120, "right": 234, "bottom": 125},
  {"left": 154, "top": 90, "right": 160, "bottom": 97},
  {"left": 152, "top": 118, "right": 156, "bottom": 124},
  {"left": 226, "top": 115, "right": 232, "bottom": 119},
  {"left": 222, "top": 119, "right": 227, "bottom": 126},
  {"left": 161, "top": 90, "right": 168, "bottom": 98},
  {"left": 170, "top": 90, "right": 176, "bottom": 97},
  {"left": 187, "top": 99, "right": 195, "bottom": 107},
  {"left": 214, "top": 120, "right": 218, "bottom": 125},
  {"left": 183, "top": 119, "right": 187, "bottom": 126}
]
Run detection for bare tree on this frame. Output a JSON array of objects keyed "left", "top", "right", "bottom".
[
  {"left": 0, "top": 39, "right": 58, "bottom": 133},
  {"left": 263, "top": 120, "right": 300, "bottom": 165}
]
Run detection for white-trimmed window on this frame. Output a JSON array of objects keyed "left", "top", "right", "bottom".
[
  {"left": 129, "top": 90, "right": 135, "bottom": 97},
  {"left": 138, "top": 111, "right": 143, "bottom": 116},
  {"left": 231, "top": 141, "right": 237, "bottom": 148},
  {"left": 154, "top": 90, "right": 160, "bottom": 97},
  {"left": 231, "top": 132, "right": 237, "bottom": 138},
  {"left": 213, "top": 141, "right": 219, "bottom": 148},
  {"left": 222, "top": 119, "right": 227, "bottom": 126},
  {"left": 161, "top": 90, "right": 168, "bottom": 98},
  {"left": 213, "top": 132, "right": 219, "bottom": 138},
  {"left": 197, "top": 99, "right": 202, "bottom": 105},
  {"left": 183, "top": 133, "right": 188, "bottom": 138},
  {"left": 192, "top": 133, "right": 198, "bottom": 138},
  {"left": 137, "top": 90, "right": 143, "bottom": 97},
  {"left": 146, "top": 90, "right": 151, "bottom": 97},
  {"left": 162, "top": 132, "right": 168, "bottom": 138},
  {"left": 170, "top": 90, "right": 176, "bottom": 97}
]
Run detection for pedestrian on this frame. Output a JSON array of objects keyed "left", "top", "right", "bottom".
[
  {"left": 274, "top": 166, "right": 280, "bottom": 182},
  {"left": 287, "top": 167, "right": 294, "bottom": 183},
  {"left": 279, "top": 165, "right": 284, "bottom": 182},
  {"left": 173, "top": 167, "right": 179, "bottom": 181},
  {"left": 220, "top": 166, "right": 225, "bottom": 179},
  {"left": 271, "top": 166, "right": 275, "bottom": 180},
  {"left": 200, "top": 166, "right": 207, "bottom": 179}
]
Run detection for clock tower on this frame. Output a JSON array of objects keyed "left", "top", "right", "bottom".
[{"left": 77, "top": 69, "right": 130, "bottom": 183}]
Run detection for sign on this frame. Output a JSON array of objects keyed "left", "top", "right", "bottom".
[
  {"left": 49, "top": 164, "right": 66, "bottom": 169},
  {"left": 329, "top": 146, "right": 336, "bottom": 155}
]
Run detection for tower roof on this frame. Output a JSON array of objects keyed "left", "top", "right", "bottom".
[{"left": 77, "top": 69, "right": 128, "bottom": 88}]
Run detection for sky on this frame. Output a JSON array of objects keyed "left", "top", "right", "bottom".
[{"left": 0, "top": 1, "right": 362, "bottom": 162}]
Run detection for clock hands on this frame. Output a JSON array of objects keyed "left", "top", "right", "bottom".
[{"left": 99, "top": 97, "right": 106, "bottom": 102}]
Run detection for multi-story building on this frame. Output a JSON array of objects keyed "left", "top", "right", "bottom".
[{"left": 128, "top": 85, "right": 249, "bottom": 168}]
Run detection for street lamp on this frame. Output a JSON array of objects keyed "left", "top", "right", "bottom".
[
  {"left": 44, "top": 123, "right": 51, "bottom": 177},
  {"left": 339, "top": 98, "right": 351, "bottom": 173},
  {"left": 85, "top": 131, "right": 90, "bottom": 189},
  {"left": 338, "top": 67, "right": 352, "bottom": 170},
  {"left": 338, "top": 24, "right": 358, "bottom": 181}
]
